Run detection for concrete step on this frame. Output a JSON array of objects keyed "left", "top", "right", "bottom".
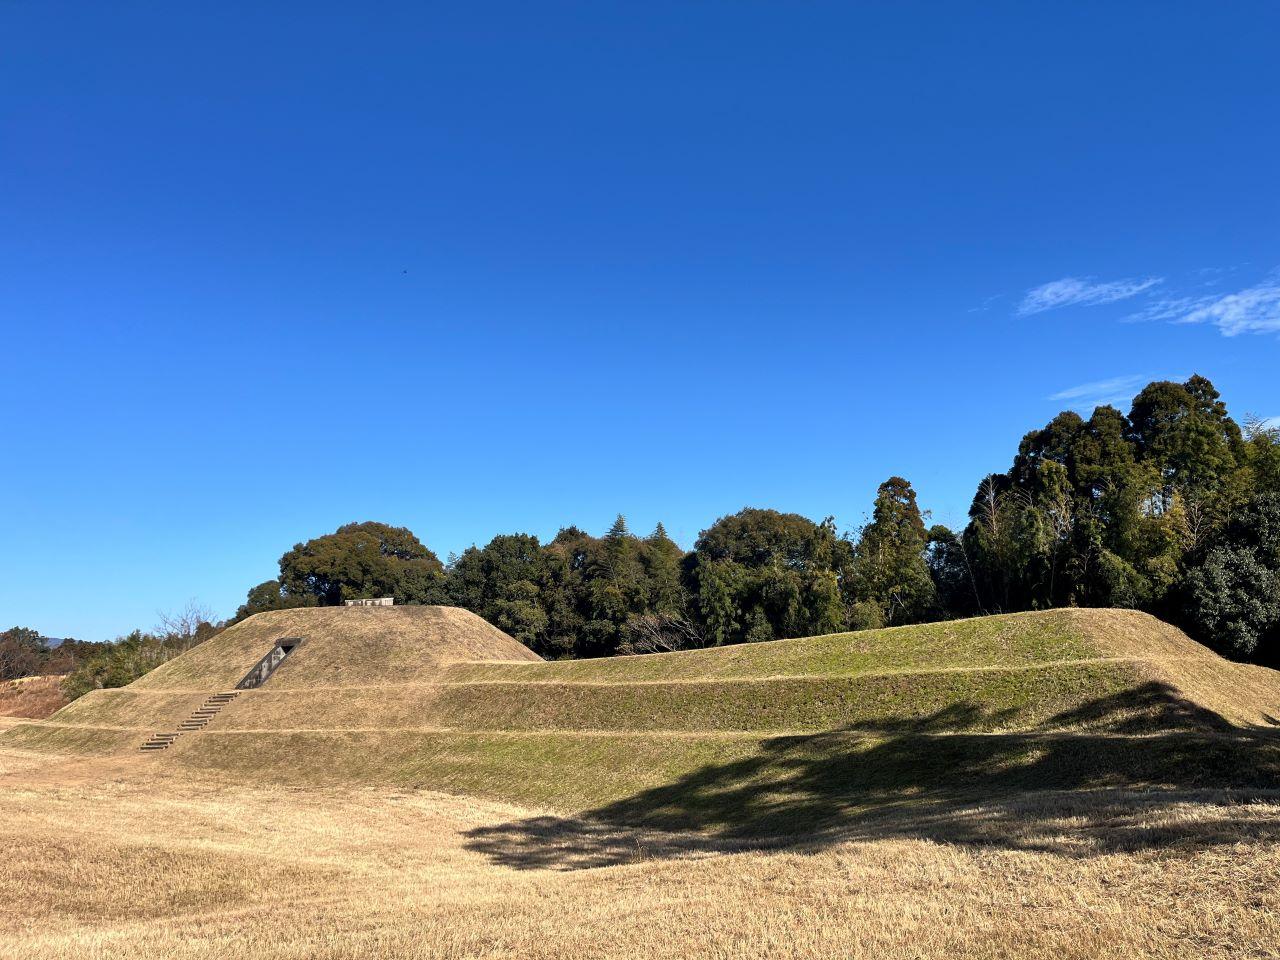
[{"left": 140, "top": 690, "right": 243, "bottom": 751}]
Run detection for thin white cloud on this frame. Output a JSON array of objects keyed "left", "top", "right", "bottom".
[
  {"left": 1124, "top": 275, "right": 1280, "bottom": 336},
  {"left": 1049, "top": 374, "right": 1148, "bottom": 411},
  {"left": 1123, "top": 294, "right": 1218, "bottom": 324},
  {"left": 1018, "top": 276, "right": 1163, "bottom": 316},
  {"left": 1177, "top": 280, "right": 1280, "bottom": 336}
]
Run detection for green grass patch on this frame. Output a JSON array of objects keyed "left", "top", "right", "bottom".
[
  {"left": 423, "top": 662, "right": 1148, "bottom": 733},
  {"left": 447, "top": 610, "right": 1105, "bottom": 684}
]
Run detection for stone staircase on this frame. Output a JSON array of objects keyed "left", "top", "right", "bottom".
[{"left": 140, "top": 691, "right": 240, "bottom": 752}]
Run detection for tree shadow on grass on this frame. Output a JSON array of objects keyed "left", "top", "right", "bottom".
[{"left": 464, "top": 683, "right": 1280, "bottom": 870}]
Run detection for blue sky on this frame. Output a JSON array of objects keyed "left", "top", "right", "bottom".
[{"left": 2, "top": 1, "right": 1278, "bottom": 640}]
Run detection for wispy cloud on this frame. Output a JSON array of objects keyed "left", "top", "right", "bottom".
[
  {"left": 1125, "top": 277, "right": 1280, "bottom": 335},
  {"left": 1123, "top": 294, "right": 1219, "bottom": 324},
  {"left": 1018, "top": 276, "right": 1163, "bottom": 316},
  {"left": 967, "top": 293, "right": 1004, "bottom": 314},
  {"left": 1049, "top": 374, "right": 1148, "bottom": 411},
  {"left": 1178, "top": 280, "right": 1280, "bottom": 336}
]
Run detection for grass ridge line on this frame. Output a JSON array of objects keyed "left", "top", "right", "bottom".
[{"left": 54, "top": 655, "right": 1209, "bottom": 695}]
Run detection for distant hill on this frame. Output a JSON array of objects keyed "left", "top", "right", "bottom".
[{"left": 5, "top": 606, "right": 1280, "bottom": 829}]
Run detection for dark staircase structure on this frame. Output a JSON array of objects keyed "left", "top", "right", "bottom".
[
  {"left": 139, "top": 637, "right": 302, "bottom": 753},
  {"left": 140, "top": 692, "right": 240, "bottom": 751}
]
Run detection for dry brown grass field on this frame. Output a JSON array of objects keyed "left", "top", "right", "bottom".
[
  {"left": 0, "top": 674, "right": 67, "bottom": 721},
  {"left": 3, "top": 752, "right": 1279, "bottom": 960},
  {"left": 3, "top": 606, "right": 1280, "bottom": 959}
]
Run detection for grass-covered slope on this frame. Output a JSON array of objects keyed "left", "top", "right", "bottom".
[
  {"left": 135, "top": 604, "right": 542, "bottom": 690},
  {"left": 0, "top": 674, "right": 67, "bottom": 722},
  {"left": 5, "top": 607, "right": 1280, "bottom": 816},
  {"left": 11, "top": 605, "right": 539, "bottom": 735}
]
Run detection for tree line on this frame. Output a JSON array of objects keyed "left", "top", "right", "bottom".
[
  {"left": 9, "top": 373, "right": 1277, "bottom": 701},
  {"left": 0, "top": 626, "right": 97, "bottom": 683},
  {"left": 234, "top": 375, "right": 1280, "bottom": 665},
  {"left": 1, "top": 605, "right": 224, "bottom": 695}
]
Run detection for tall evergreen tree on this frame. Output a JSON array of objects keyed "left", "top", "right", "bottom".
[{"left": 850, "top": 477, "right": 937, "bottom": 624}]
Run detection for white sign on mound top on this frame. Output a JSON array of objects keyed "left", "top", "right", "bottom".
[{"left": 343, "top": 597, "right": 395, "bottom": 607}]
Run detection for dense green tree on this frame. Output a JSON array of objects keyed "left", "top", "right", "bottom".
[
  {"left": 1128, "top": 375, "right": 1246, "bottom": 509},
  {"left": 961, "top": 474, "right": 1019, "bottom": 612},
  {"left": 1182, "top": 494, "right": 1280, "bottom": 660},
  {"left": 440, "top": 518, "right": 694, "bottom": 659},
  {"left": 691, "top": 508, "right": 845, "bottom": 645},
  {"left": 950, "top": 374, "right": 1278, "bottom": 660},
  {"left": 578, "top": 516, "right": 648, "bottom": 655},
  {"left": 1245, "top": 416, "right": 1280, "bottom": 495},
  {"left": 448, "top": 533, "right": 551, "bottom": 652},
  {"left": 552, "top": 515, "right": 697, "bottom": 657},
  {"left": 994, "top": 404, "right": 1177, "bottom": 610},
  {"left": 538, "top": 526, "right": 595, "bottom": 658},
  {"left": 926, "top": 525, "right": 980, "bottom": 618},
  {"left": 642, "top": 522, "right": 690, "bottom": 617},
  {"left": 848, "top": 478, "right": 937, "bottom": 624},
  {"left": 1183, "top": 547, "right": 1280, "bottom": 659},
  {"left": 277, "top": 521, "right": 450, "bottom": 606}
]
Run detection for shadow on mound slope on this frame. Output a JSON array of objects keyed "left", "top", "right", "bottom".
[{"left": 464, "top": 683, "right": 1280, "bottom": 870}]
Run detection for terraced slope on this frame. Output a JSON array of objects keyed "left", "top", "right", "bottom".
[
  {"left": 5, "top": 607, "right": 1280, "bottom": 821},
  {"left": 2, "top": 606, "right": 540, "bottom": 756}
]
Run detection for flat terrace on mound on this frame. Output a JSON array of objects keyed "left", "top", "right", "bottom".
[{"left": 5, "top": 607, "right": 1280, "bottom": 817}]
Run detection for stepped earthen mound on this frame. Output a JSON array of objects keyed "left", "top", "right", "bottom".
[
  {"left": 134, "top": 605, "right": 541, "bottom": 691},
  {"left": 5, "top": 608, "right": 1280, "bottom": 814}
]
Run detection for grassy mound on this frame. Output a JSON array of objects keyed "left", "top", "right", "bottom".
[
  {"left": 5, "top": 607, "right": 1280, "bottom": 820},
  {"left": 134, "top": 604, "right": 541, "bottom": 690}
]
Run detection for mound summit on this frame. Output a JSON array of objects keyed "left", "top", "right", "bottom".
[{"left": 6, "top": 606, "right": 1280, "bottom": 821}]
